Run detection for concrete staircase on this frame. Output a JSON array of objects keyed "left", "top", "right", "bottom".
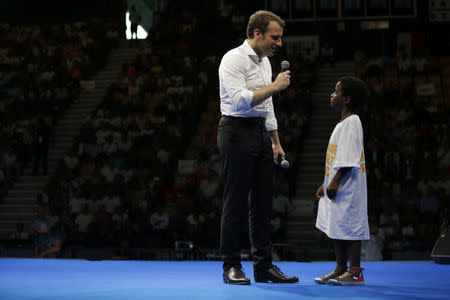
[
  {"left": 286, "top": 61, "right": 355, "bottom": 260},
  {"left": 0, "top": 46, "right": 137, "bottom": 238}
]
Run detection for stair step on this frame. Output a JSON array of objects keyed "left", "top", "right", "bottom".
[
  {"left": 52, "top": 134, "right": 77, "bottom": 139},
  {"left": 49, "top": 148, "right": 70, "bottom": 153},
  {"left": 297, "top": 163, "right": 322, "bottom": 170},
  {"left": 302, "top": 146, "right": 328, "bottom": 152},
  {"left": 296, "top": 191, "right": 320, "bottom": 198},
  {"left": 301, "top": 132, "right": 329, "bottom": 137},
  {"left": 61, "top": 113, "right": 89, "bottom": 118},
  {"left": 50, "top": 136, "right": 74, "bottom": 141},
  {"left": 67, "top": 107, "right": 94, "bottom": 112},
  {"left": 301, "top": 139, "right": 330, "bottom": 145},
  {"left": 71, "top": 103, "right": 99, "bottom": 109},
  {"left": 19, "top": 176, "right": 48, "bottom": 181},
  {"left": 50, "top": 145, "right": 73, "bottom": 151},
  {"left": 14, "top": 181, "right": 44, "bottom": 188},
  {"left": 307, "top": 125, "right": 334, "bottom": 130},
  {"left": 55, "top": 125, "right": 81, "bottom": 130},
  {"left": 2, "top": 198, "right": 38, "bottom": 205},
  {"left": 312, "top": 92, "right": 333, "bottom": 96},
  {"left": 77, "top": 95, "right": 102, "bottom": 100},
  {"left": 298, "top": 166, "right": 322, "bottom": 171},
  {"left": 54, "top": 130, "right": 80, "bottom": 135},
  {"left": 0, "top": 205, "right": 38, "bottom": 213},
  {"left": 55, "top": 133, "right": 79, "bottom": 139},
  {"left": 0, "top": 220, "right": 33, "bottom": 229},
  {"left": 298, "top": 158, "right": 322, "bottom": 164},
  {"left": 0, "top": 212, "right": 36, "bottom": 219},
  {"left": 7, "top": 189, "right": 40, "bottom": 196},
  {"left": 297, "top": 170, "right": 323, "bottom": 176},
  {"left": 297, "top": 183, "right": 320, "bottom": 191},
  {"left": 60, "top": 118, "right": 81, "bottom": 128},
  {"left": 310, "top": 114, "right": 339, "bottom": 120},
  {"left": 296, "top": 178, "right": 323, "bottom": 185}
]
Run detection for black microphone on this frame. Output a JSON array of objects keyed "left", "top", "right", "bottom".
[
  {"left": 281, "top": 60, "right": 290, "bottom": 72},
  {"left": 278, "top": 60, "right": 290, "bottom": 98},
  {"left": 277, "top": 154, "right": 290, "bottom": 169}
]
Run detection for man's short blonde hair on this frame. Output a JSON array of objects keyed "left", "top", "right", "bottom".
[{"left": 247, "top": 10, "right": 285, "bottom": 39}]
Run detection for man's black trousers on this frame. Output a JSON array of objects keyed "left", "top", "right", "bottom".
[{"left": 217, "top": 115, "right": 274, "bottom": 272}]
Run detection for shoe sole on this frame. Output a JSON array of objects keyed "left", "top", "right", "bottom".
[
  {"left": 255, "top": 279, "right": 299, "bottom": 283},
  {"left": 328, "top": 280, "right": 364, "bottom": 286},
  {"left": 314, "top": 278, "right": 327, "bottom": 285},
  {"left": 223, "top": 276, "right": 250, "bottom": 285}
]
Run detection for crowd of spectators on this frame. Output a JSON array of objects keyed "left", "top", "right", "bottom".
[
  {"left": 0, "top": 19, "right": 120, "bottom": 259},
  {"left": 356, "top": 47, "right": 450, "bottom": 259},
  {"left": 0, "top": 20, "right": 119, "bottom": 201}
]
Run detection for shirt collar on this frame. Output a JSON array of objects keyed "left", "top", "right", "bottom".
[{"left": 242, "top": 40, "right": 262, "bottom": 62}]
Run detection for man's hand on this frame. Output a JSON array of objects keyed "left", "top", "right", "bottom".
[
  {"left": 269, "top": 131, "right": 284, "bottom": 164},
  {"left": 272, "top": 143, "right": 285, "bottom": 164},
  {"left": 251, "top": 71, "right": 291, "bottom": 107},
  {"left": 273, "top": 70, "right": 290, "bottom": 92},
  {"left": 326, "top": 179, "right": 339, "bottom": 200},
  {"left": 316, "top": 183, "right": 324, "bottom": 199}
]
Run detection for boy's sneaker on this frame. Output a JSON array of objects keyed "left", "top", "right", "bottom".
[
  {"left": 328, "top": 267, "right": 364, "bottom": 286},
  {"left": 314, "top": 266, "right": 346, "bottom": 284}
]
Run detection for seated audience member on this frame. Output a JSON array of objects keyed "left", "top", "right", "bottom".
[{"left": 34, "top": 218, "right": 64, "bottom": 258}]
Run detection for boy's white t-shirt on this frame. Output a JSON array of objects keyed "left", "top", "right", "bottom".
[{"left": 315, "top": 114, "right": 370, "bottom": 240}]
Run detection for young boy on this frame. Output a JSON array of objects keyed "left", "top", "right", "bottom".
[{"left": 314, "top": 76, "right": 370, "bottom": 285}]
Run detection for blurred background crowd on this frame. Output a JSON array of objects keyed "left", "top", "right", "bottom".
[{"left": 0, "top": 0, "right": 449, "bottom": 261}]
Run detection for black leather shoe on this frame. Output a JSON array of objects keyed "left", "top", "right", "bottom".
[
  {"left": 223, "top": 267, "right": 251, "bottom": 285},
  {"left": 254, "top": 265, "right": 299, "bottom": 283}
]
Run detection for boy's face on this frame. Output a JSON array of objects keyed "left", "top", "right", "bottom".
[{"left": 330, "top": 81, "right": 349, "bottom": 111}]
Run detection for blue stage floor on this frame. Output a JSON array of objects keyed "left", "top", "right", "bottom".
[{"left": 1, "top": 259, "right": 449, "bottom": 299}]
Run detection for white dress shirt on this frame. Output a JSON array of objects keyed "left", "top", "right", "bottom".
[{"left": 219, "top": 40, "right": 278, "bottom": 132}]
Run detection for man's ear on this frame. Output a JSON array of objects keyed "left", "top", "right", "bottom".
[
  {"left": 254, "top": 29, "right": 262, "bottom": 40},
  {"left": 344, "top": 96, "right": 351, "bottom": 105}
]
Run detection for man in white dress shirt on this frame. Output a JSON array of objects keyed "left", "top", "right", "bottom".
[{"left": 218, "top": 10, "right": 298, "bottom": 285}]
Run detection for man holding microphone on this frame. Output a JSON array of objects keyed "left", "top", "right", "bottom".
[{"left": 218, "top": 10, "right": 298, "bottom": 285}]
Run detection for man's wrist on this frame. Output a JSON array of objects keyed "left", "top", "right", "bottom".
[{"left": 270, "top": 82, "right": 279, "bottom": 93}]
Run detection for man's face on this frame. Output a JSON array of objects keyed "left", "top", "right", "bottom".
[{"left": 256, "top": 21, "right": 283, "bottom": 58}]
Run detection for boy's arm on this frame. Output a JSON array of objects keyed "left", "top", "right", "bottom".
[
  {"left": 326, "top": 167, "right": 351, "bottom": 200},
  {"left": 316, "top": 183, "right": 324, "bottom": 199}
]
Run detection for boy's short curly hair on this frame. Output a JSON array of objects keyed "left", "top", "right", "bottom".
[{"left": 339, "top": 76, "right": 369, "bottom": 111}]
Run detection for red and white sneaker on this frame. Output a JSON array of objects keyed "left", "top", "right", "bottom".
[{"left": 328, "top": 267, "right": 364, "bottom": 286}]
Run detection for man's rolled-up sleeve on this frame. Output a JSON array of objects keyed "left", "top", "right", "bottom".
[{"left": 219, "top": 54, "right": 253, "bottom": 112}]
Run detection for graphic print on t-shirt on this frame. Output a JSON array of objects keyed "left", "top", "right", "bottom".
[{"left": 325, "top": 142, "right": 337, "bottom": 177}]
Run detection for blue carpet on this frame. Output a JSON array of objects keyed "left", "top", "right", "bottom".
[{"left": 1, "top": 259, "right": 449, "bottom": 299}]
